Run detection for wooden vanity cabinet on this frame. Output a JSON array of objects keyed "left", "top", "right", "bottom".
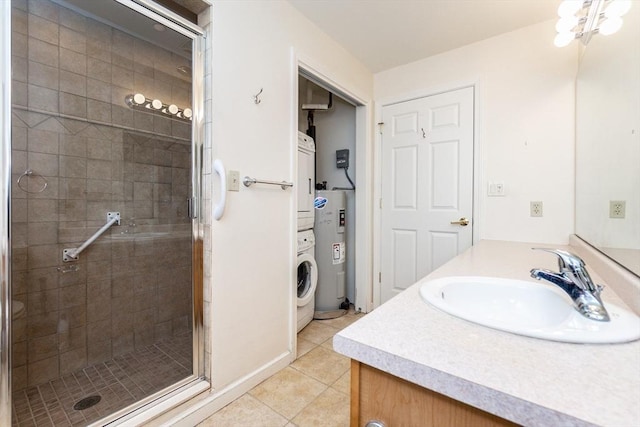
[{"left": 350, "top": 360, "right": 518, "bottom": 427}]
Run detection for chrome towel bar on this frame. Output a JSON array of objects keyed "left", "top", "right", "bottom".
[{"left": 242, "top": 176, "right": 293, "bottom": 190}]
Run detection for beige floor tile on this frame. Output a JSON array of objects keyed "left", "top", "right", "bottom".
[
  {"left": 313, "top": 310, "right": 363, "bottom": 331},
  {"left": 249, "top": 367, "right": 327, "bottom": 420},
  {"left": 320, "top": 338, "right": 336, "bottom": 351},
  {"left": 296, "top": 336, "right": 316, "bottom": 359},
  {"left": 291, "top": 388, "right": 350, "bottom": 427},
  {"left": 291, "top": 346, "right": 350, "bottom": 385},
  {"left": 198, "top": 394, "right": 288, "bottom": 427},
  {"left": 297, "top": 321, "right": 339, "bottom": 345},
  {"left": 331, "top": 370, "right": 350, "bottom": 396}
]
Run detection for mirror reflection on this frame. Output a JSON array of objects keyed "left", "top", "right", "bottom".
[{"left": 575, "top": 5, "right": 640, "bottom": 275}]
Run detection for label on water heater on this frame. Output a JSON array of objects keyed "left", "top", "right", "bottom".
[
  {"left": 314, "top": 197, "right": 328, "bottom": 209},
  {"left": 332, "top": 242, "right": 345, "bottom": 265}
]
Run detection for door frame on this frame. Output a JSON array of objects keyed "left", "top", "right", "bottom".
[
  {"left": 373, "top": 81, "right": 482, "bottom": 308},
  {"left": 1, "top": 2, "right": 12, "bottom": 426},
  {"left": 292, "top": 51, "right": 374, "bottom": 325}
]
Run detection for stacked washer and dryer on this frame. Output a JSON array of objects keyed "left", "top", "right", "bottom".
[{"left": 296, "top": 132, "right": 318, "bottom": 332}]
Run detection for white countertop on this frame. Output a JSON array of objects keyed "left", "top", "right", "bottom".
[{"left": 334, "top": 240, "right": 640, "bottom": 427}]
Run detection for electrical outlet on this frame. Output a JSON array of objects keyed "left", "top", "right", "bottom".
[
  {"left": 530, "top": 201, "right": 543, "bottom": 217},
  {"left": 610, "top": 200, "right": 626, "bottom": 219}
]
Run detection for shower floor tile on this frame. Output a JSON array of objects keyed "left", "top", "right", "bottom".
[{"left": 12, "top": 333, "right": 192, "bottom": 427}]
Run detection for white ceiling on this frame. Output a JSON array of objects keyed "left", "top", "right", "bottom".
[{"left": 288, "top": 0, "right": 560, "bottom": 73}]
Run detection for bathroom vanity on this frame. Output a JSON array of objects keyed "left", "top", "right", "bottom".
[{"left": 334, "top": 240, "right": 640, "bottom": 427}]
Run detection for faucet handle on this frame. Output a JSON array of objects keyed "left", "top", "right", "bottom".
[
  {"left": 532, "top": 248, "right": 600, "bottom": 293},
  {"left": 531, "top": 248, "right": 585, "bottom": 271}
]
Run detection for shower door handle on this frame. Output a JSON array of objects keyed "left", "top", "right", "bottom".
[{"left": 213, "top": 159, "right": 227, "bottom": 221}]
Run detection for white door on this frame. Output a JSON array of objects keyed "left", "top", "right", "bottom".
[{"left": 380, "top": 87, "right": 474, "bottom": 303}]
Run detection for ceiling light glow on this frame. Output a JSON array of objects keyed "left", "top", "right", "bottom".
[{"left": 553, "top": 0, "right": 631, "bottom": 47}]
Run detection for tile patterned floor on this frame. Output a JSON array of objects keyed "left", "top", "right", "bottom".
[
  {"left": 198, "top": 309, "right": 363, "bottom": 427},
  {"left": 11, "top": 332, "right": 192, "bottom": 427}
]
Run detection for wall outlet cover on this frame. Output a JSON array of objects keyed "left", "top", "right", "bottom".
[
  {"left": 530, "top": 201, "right": 543, "bottom": 217},
  {"left": 609, "top": 200, "right": 626, "bottom": 219}
]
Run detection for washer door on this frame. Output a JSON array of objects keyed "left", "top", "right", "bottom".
[{"left": 297, "top": 253, "right": 318, "bottom": 307}]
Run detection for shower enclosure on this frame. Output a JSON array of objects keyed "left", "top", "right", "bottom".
[{"left": 1, "top": 0, "right": 206, "bottom": 425}]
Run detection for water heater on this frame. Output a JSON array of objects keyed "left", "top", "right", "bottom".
[{"left": 313, "top": 190, "right": 347, "bottom": 314}]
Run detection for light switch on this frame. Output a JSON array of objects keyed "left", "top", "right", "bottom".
[
  {"left": 488, "top": 181, "right": 505, "bottom": 196},
  {"left": 228, "top": 170, "right": 240, "bottom": 192}
]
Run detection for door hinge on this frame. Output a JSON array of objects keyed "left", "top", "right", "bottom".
[
  {"left": 378, "top": 272, "right": 381, "bottom": 283},
  {"left": 378, "top": 122, "right": 384, "bottom": 134},
  {"left": 187, "top": 197, "right": 197, "bottom": 219},
  {"left": 379, "top": 198, "right": 383, "bottom": 209}
]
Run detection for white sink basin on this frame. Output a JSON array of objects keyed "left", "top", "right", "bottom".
[{"left": 419, "top": 276, "right": 640, "bottom": 344}]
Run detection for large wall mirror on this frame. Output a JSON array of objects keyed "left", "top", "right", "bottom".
[{"left": 575, "top": 5, "right": 640, "bottom": 276}]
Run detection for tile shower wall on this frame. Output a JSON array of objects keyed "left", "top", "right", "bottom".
[{"left": 11, "top": 0, "right": 194, "bottom": 392}]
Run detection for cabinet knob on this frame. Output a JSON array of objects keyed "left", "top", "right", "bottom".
[{"left": 365, "top": 421, "right": 386, "bottom": 427}]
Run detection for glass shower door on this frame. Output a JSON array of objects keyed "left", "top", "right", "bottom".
[{"left": 8, "top": 0, "right": 203, "bottom": 424}]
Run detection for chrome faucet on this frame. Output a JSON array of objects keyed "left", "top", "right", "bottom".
[{"left": 530, "top": 248, "right": 610, "bottom": 322}]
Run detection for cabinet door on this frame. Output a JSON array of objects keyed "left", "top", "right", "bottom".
[{"left": 352, "top": 361, "right": 517, "bottom": 427}]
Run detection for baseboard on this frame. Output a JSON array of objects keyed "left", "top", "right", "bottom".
[{"left": 148, "top": 351, "right": 293, "bottom": 426}]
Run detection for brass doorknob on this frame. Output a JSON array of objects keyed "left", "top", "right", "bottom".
[{"left": 450, "top": 217, "right": 469, "bottom": 226}]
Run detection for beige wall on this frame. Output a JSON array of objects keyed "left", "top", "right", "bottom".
[
  {"left": 208, "top": 0, "right": 372, "bottom": 391},
  {"left": 375, "top": 20, "right": 579, "bottom": 245}
]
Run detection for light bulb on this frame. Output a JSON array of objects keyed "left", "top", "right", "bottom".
[
  {"left": 604, "top": 0, "right": 632, "bottom": 18},
  {"left": 599, "top": 17, "right": 623, "bottom": 35},
  {"left": 554, "top": 32, "right": 576, "bottom": 47},
  {"left": 151, "top": 99, "right": 163, "bottom": 110},
  {"left": 183, "top": 108, "right": 192, "bottom": 119},
  {"left": 168, "top": 104, "right": 179, "bottom": 114},
  {"left": 557, "top": 0, "right": 584, "bottom": 18},
  {"left": 133, "top": 93, "right": 146, "bottom": 105},
  {"left": 556, "top": 16, "right": 579, "bottom": 32}
]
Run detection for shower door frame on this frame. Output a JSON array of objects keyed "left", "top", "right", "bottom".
[
  {"left": 1, "top": 1, "right": 12, "bottom": 426},
  {"left": 0, "top": 1, "right": 208, "bottom": 425}
]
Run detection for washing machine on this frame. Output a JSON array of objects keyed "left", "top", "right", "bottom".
[
  {"left": 296, "top": 229, "right": 317, "bottom": 332},
  {"left": 298, "top": 131, "right": 315, "bottom": 231}
]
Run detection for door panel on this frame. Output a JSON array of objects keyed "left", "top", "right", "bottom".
[
  {"left": 380, "top": 87, "right": 474, "bottom": 303},
  {"left": 430, "top": 140, "right": 459, "bottom": 209},
  {"left": 392, "top": 145, "right": 418, "bottom": 209},
  {"left": 392, "top": 229, "right": 418, "bottom": 292}
]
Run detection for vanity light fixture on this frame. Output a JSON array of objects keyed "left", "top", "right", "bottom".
[
  {"left": 554, "top": 0, "right": 632, "bottom": 47},
  {"left": 124, "top": 93, "right": 192, "bottom": 121}
]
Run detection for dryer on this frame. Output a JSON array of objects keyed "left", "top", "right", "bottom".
[
  {"left": 296, "top": 229, "right": 317, "bottom": 332},
  {"left": 297, "top": 132, "right": 315, "bottom": 231}
]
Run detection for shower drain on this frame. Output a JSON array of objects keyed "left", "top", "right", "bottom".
[{"left": 73, "top": 395, "right": 102, "bottom": 411}]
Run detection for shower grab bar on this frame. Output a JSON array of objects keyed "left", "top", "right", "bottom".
[
  {"left": 63, "top": 212, "right": 120, "bottom": 262},
  {"left": 242, "top": 176, "right": 293, "bottom": 190}
]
